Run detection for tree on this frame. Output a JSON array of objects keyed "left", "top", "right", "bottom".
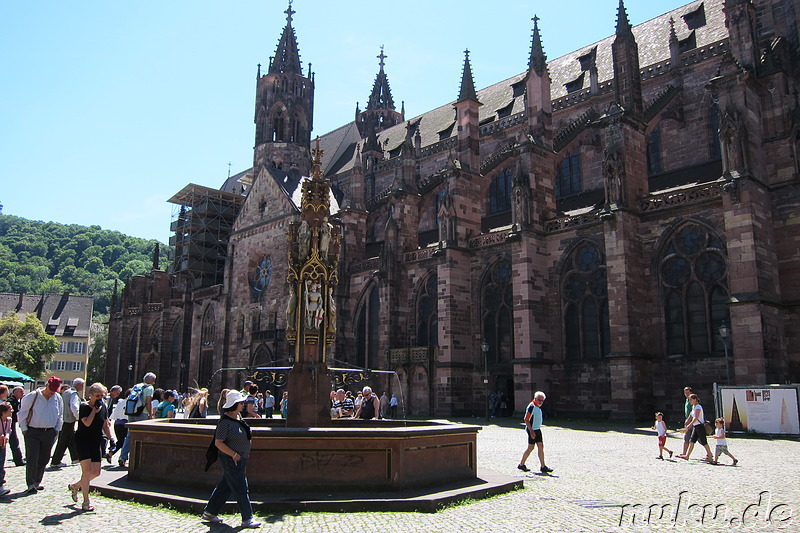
[{"left": 0, "top": 313, "right": 58, "bottom": 379}]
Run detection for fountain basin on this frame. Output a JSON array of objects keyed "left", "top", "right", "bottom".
[{"left": 126, "top": 418, "right": 480, "bottom": 492}]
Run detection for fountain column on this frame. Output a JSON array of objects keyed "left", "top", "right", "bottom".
[{"left": 285, "top": 139, "right": 341, "bottom": 427}]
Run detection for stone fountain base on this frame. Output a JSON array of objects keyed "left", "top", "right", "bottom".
[{"left": 125, "top": 417, "right": 482, "bottom": 492}]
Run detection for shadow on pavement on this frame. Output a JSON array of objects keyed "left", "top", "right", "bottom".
[{"left": 39, "top": 504, "right": 83, "bottom": 526}]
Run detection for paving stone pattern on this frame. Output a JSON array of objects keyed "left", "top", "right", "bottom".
[{"left": 3, "top": 419, "right": 798, "bottom": 532}]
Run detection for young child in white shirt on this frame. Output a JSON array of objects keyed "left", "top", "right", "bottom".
[
  {"left": 711, "top": 418, "right": 738, "bottom": 466},
  {"left": 651, "top": 412, "right": 673, "bottom": 460}
]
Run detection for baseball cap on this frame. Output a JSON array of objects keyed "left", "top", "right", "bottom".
[{"left": 47, "top": 376, "right": 62, "bottom": 392}]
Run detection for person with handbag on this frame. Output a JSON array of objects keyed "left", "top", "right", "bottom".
[
  {"left": 17, "top": 376, "right": 64, "bottom": 494},
  {"left": 200, "top": 390, "right": 261, "bottom": 529},
  {"left": 677, "top": 393, "right": 714, "bottom": 463}
]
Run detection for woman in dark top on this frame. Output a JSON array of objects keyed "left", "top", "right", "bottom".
[
  {"left": 68, "top": 382, "right": 114, "bottom": 511},
  {"left": 201, "top": 390, "right": 261, "bottom": 529}
]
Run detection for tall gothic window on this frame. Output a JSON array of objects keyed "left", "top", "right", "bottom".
[
  {"left": 647, "top": 126, "right": 662, "bottom": 175},
  {"left": 416, "top": 274, "right": 438, "bottom": 347},
  {"left": 488, "top": 169, "right": 513, "bottom": 215},
  {"left": 356, "top": 285, "right": 380, "bottom": 368},
  {"left": 201, "top": 307, "right": 216, "bottom": 347},
  {"left": 710, "top": 101, "right": 721, "bottom": 159},
  {"left": 272, "top": 111, "right": 285, "bottom": 142},
  {"left": 562, "top": 243, "right": 610, "bottom": 360},
  {"left": 556, "top": 150, "right": 581, "bottom": 197},
  {"left": 481, "top": 260, "right": 514, "bottom": 364},
  {"left": 660, "top": 223, "right": 729, "bottom": 356}
]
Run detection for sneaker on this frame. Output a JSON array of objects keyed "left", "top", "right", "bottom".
[
  {"left": 50, "top": 462, "right": 67, "bottom": 468},
  {"left": 14, "top": 461, "right": 26, "bottom": 467},
  {"left": 241, "top": 518, "right": 263, "bottom": 528},
  {"left": 37, "top": 485, "right": 44, "bottom": 491},
  {"left": 0, "top": 488, "right": 10, "bottom": 497},
  {"left": 25, "top": 486, "right": 38, "bottom": 495},
  {"left": 668, "top": 450, "right": 674, "bottom": 458},
  {"left": 517, "top": 464, "right": 530, "bottom": 472},
  {"left": 656, "top": 456, "right": 664, "bottom": 460},
  {"left": 118, "top": 459, "right": 127, "bottom": 468},
  {"left": 200, "top": 512, "right": 223, "bottom": 524},
  {"left": 540, "top": 466, "right": 554, "bottom": 473},
  {"left": 732, "top": 459, "right": 738, "bottom": 466}
]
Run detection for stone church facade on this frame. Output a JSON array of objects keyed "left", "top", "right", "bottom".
[{"left": 106, "top": 0, "right": 800, "bottom": 419}]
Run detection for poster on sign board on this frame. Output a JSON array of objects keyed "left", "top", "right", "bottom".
[{"left": 718, "top": 386, "right": 800, "bottom": 435}]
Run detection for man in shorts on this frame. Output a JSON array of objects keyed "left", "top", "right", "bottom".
[{"left": 517, "top": 391, "right": 553, "bottom": 474}]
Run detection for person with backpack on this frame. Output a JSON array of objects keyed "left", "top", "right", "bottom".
[
  {"left": 155, "top": 391, "right": 177, "bottom": 419},
  {"left": 117, "top": 372, "right": 156, "bottom": 468}
]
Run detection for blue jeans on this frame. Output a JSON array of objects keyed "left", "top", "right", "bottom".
[
  {"left": 119, "top": 415, "right": 147, "bottom": 462},
  {"left": 204, "top": 454, "right": 253, "bottom": 521}
]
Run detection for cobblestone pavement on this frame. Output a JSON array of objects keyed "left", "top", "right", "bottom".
[{"left": 2, "top": 418, "right": 798, "bottom": 532}]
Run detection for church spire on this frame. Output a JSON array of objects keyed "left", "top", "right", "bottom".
[
  {"left": 616, "top": 0, "right": 633, "bottom": 38},
  {"left": 529, "top": 15, "right": 547, "bottom": 77},
  {"left": 269, "top": 1, "right": 303, "bottom": 75},
  {"left": 457, "top": 49, "right": 478, "bottom": 102},
  {"left": 366, "top": 46, "right": 396, "bottom": 111}
]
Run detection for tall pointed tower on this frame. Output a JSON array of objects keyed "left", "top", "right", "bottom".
[
  {"left": 254, "top": 1, "right": 314, "bottom": 177},
  {"left": 356, "top": 46, "right": 404, "bottom": 137}
]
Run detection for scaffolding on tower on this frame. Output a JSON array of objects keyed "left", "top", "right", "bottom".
[{"left": 167, "top": 183, "right": 244, "bottom": 290}]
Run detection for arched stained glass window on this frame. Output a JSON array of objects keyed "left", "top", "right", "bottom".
[
  {"left": 561, "top": 243, "right": 610, "bottom": 360},
  {"left": 417, "top": 274, "right": 438, "bottom": 347},
  {"left": 201, "top": 307, "right": 216, "bottom": 347},
  {"left": 488, "top": 169, "right": 513, "bottom": 215},
  {"left": 556, "top": 150, "right": 581, "bottom": 197},
  {"left": 647, "top": 125, "right": 662, "bottom": 175},
  {"left": 356, "top": 285, "right": 380, "bottom": 369},
  {"left": 660, "top": 223, "right": 729, "bottom": 356},
  {"left": 481, "top": 260, "right": 514, "bottom": 364}
]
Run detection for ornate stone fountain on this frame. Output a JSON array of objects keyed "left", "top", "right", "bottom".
[{"left": 116, "top": 142, "right": 507, "bottom": 502}]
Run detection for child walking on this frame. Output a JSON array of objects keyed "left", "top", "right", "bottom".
[
  {"left": 651, "top": 412, "right": 673, "bottom": 460},
  {"left": 711, "top": 418, "right": 738, "bottom": 466}
]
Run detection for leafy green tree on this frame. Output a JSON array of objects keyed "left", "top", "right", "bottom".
[{"left": 0, "top": 313, "right": 58, "bottom": 379}]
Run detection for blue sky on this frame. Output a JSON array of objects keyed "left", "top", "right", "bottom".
[{"left": 1, "top": 0, "right": 691, "bottom": 244}]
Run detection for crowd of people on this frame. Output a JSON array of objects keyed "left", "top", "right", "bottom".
[{"left": 2, "top": 373, "right": 740, "bottom": 526}]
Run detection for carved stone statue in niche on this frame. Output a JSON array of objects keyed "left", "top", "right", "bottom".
[
  {"left": 603, "top": 149, "right": 625, "bottom": 207},
  {"left": 305, "top": 280, "right": 324, "bottom": 329},
  {"left": 720, "top": 108, "right": 748, "bottom": 174},
  {"left": 286, "top": 285, "right": 297, "bottom": 331},
  {"left": 298, "top": 220, "right": 311, "bottom": 260},
  {"left": 326, "top": 287, "right": 336, "bottom": 334},
  {"left": 437, "top": 186, "right": 456, "bottom": 245},
  {"left": 319, "top": 217, "right": 332, "bottom": 254},
  {"left": 511, "top": 161, "right": 531, "bottom": 229}
]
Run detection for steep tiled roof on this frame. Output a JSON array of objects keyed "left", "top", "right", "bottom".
[
  {"left": 317, "top": 0, "right": 728, "bottom": 176},
  {"left": 0, "top": 293, "right": 94, "bottom": 337}
]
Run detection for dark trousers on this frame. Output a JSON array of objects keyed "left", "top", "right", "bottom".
[
  {"left": 204, "top": 454, "right": 253, "bottom": 521},
  {"left": 50, "top": 421, "right": 77, "bottom": 464},
  {"left": 9, "top": 421, "right": 24, "bottom": 464},
  {"left": 24, "top": 427, "right": 58, "bottom": 489}
]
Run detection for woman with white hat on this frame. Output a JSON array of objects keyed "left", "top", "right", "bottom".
[{"left": 200, "top": 390, "right": 261, "bottom": 528}]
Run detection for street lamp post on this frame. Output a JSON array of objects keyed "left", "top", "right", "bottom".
[
  {"left": 481, "top": 340, "right": 490, "bottom": 421},
  {"left": 719, "top": 321, "right": 731, "bottom": 383},
  {"left": 127, "top": 363, "right": 133, "bottom": 387}
]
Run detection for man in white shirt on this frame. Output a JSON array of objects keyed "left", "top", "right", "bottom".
[
  {"left": 50, "top": 377, "right": 83, "bottom": 467},
  {"left": 18, "top": 376, "right": 64, "bottom": 494}
]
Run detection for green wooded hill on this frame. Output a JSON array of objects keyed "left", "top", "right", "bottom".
[{"left": 0, "top": 213, "right": 168, "bottom": 314}]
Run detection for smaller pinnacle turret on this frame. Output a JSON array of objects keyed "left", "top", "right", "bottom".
[
  {"left": 529, "top": 15, "right": 547, "bottom": 76},
  {"left": 457, "top": 49, "right": 478, "bottom": 102},
  {"left": 616, "top": 0, "right": 633, "bottom": 37}
]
